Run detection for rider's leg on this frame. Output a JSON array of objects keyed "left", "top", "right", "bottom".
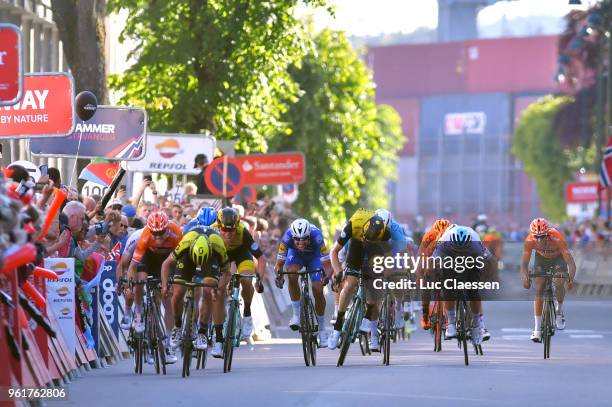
[
  {"left": 333, "top": 274, "right": 358, "bottom": 331},
  {"left": 199, "top": 286, "right": 213, "bottom": 331},
  {"left": 311, "top": 280, "right": 326, "bottom": 328},
  {"left": 533, "top": 277, "right": 545, "bottom": 332},
  {"left": 286, "top": 264, "right": 301, "bottom": 323},
  {"left": 172, "top": 285, "right": 187, "bottom": 330}
]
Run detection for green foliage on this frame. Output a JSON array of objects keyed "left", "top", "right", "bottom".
[
  {"left": 272, "top": 29, "right": 404, "bottom": 236},
  {"left": 107, "top": 0, "right": 325, "bottom": 152},
  {"left": 512, "top": 95, "right": 575, "bottom": 221}
]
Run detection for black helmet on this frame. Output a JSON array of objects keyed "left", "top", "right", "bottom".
[
  {"left": 362, "top": 215, "right": 385, "bottom": 241},
  {"left": 217, "top": 207, "right": 240, "bottom": 229}
]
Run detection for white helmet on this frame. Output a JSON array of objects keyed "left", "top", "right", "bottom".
[
  {"left": 375, "top": 209, "right": 392, "bottom": 228},
  {"left": 290, "top": 218, "right": 311, "bottom": 239}
]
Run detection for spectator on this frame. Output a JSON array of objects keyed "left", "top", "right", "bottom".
[
  {"left": 48, "top": 167, "right": 61, "bottom": 187},
  {"left": 194, "top": 153, "right": 211, "bottom": 194},
  {"left": 171, "top": 203, "right": 184, "bottom": 225}
]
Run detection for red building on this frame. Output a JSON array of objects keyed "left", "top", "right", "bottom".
[{"left": 368, "top": 35, "right": 560, "bottom": 228}]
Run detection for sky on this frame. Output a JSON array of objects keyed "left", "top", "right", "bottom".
[{"left": 302, "top": 0, "right": 599, "bottom": 37}]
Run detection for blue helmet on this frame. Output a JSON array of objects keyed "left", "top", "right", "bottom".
[
  {"left": 450, "top": 226, "right": 472, "bottom": 248},
  {"left": 197, "top": 206, "right": 217, "bottom": 226}
]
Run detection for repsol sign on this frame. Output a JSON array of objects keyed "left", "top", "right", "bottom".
[{"left": 149, "top": 162, "right": 187, "bottom": 170}]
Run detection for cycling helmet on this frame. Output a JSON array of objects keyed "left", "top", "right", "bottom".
[
  {"left": 530, "top": 218, "right": 549, "bottom": 236},
  {"left": 375, "top": 209, "right": 392, "bottom": 228},
  {"left": 450, "top": 226, "right": 472, "bottom": 248},
  {"left": 190, "top": 235, "right": 211, "bottom": 266},
  {"left": 197, "top": 206, "right": 217, "bottom": 226},
  {"left": 290, "top": 218, "right": 311, "bottom": 239},
  {"left": 432, "top": 218, "right": 450, "bottom": 234},
  {"left": 217, "top": 207, "right": 240, "bottom": 229},
  {"left": 147, "top": 211, "right": 169, "bottom": 233},
  {"left": 362, "top": 215, "right": 385, "bottom": 241}
]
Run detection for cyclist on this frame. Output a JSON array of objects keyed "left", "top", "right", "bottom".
[
  {"left": 127, "top": 211, "right": 183, "bottom": 363},
  {"left": 182, "top": 206, "right": 217, "bottom": 234},
  {"left": 161, "top": 225, "right": 230, "bottom": 356},
  {"left": 431, "top": 225, "right": 493, "bottom": 345},
  {"left": 212, "top": 207, "right": 266, "bottom": 340},
  {"left": 327, "top": 208, "right": 389, "bottom": 350},
  {"left": 521, "top": 218, "right": 576, "bottom": 341},
  {"left": 273, "top": 218, "right": 332, "bottom": 344},
  {"left": 416, "top": 218, "right": 450, "bottom": 330},
  {"left": 117, "top": 228, "right": 143, "bottom": 330},
  {"left": 357, "top": 209, "right": 409, "bottom": 351}
]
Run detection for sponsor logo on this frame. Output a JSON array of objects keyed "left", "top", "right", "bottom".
[
  {"left": 60, "top": 307, "right": 71, "bottom": 316},
  {"left": 50, "top": 262, "right": 68, "bottom": 275},
  {"left": 155, "top": 138, "right": 182, "bottom": 159},
  {"left": 101, "top": 278, "right": 116, "bottom": 325},
  {"left": 74, "top": 123, "right": 116, "bottom": 134},
  {"left": 56, "top": 286, "right": 70, "bottom": 297}
]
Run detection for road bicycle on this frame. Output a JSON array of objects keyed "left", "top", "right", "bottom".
[
  {"left": 278, "top": 269, "right": 321, "bottom": 366},
  {"left": 337, "top": 271, "right": 366, "bottom": 367},
  {"left": 529, "top": 265, "right": 568, "bottom": 359},
  {"left": 223, "top": 273, "right": 259, "bottom": 373}
]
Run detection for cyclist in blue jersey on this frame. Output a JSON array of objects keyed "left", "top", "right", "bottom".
[
  {"left": 182, "top": 206, "right": 217, "bottom": 234},
  {"left": 274, "top": 219, "right": 332, "bottom": 344}
]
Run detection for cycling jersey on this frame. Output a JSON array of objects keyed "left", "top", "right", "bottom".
[
  {"left": 182, "top": 218, "right": 215, "bottom": 235},
  {"left": 277, "top": 224, "right": 329, "bottom": 262},
  {"left": 131, "top": 223, "right": 183, "bottom": 264},
  {"left": 172, "top": 227, "right": 228, "bottom": 281},
  {"left": 173, "top": 227, "right": 228, "bottom": 266},
  {"left": 388, "top": 220, "right": 409, "bottom": 255},
  {"left": 336, "top": 208, "right": 390, "bottom": 246},
  {"left": 524, "top": 228, "right": 567, "bottom": 259},
  {"left": 434, "top": 225, "right": 488, "bottom": 259},
  {"left": 123, "top": 229, "right": 144, "bottom": 260},
  {"left": 418, "top": 229, "right": 442, "bottom": 258},
  {"left": 210, "top": 222, "right": 262, "bottom": 257}
]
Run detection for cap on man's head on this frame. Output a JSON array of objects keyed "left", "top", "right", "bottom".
[
  {"left": 122, "top": 204, "right": 136, "bottom": 218},
  {"left": 193, "top": 153, "right": 208, "bottom": 168}
]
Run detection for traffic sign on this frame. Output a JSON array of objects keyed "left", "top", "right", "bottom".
[
  {"left": 236, "top": 185, "right": 256, "bottom": 203},
  {"left": 0, "top": 24, "right": 23, "bottom": 106},
  {"left": 204, "top": 156, "right": 244, "bottom": 196},
  {"left": 236, "top": 152, "right": 305, "bottom": 185}
]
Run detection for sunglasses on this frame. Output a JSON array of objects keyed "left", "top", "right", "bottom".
[
  {"left": 220, "top": 227, "right": 236, "bottom": 233},
  {"left": 151, "top": 230, "right": 167, "bottom": 237},
  {"left": 534, "top": 233, "right": 547, "bottom": 240},
  {"left": 293, "top": 237, "right": 309, "bottom": 242}
]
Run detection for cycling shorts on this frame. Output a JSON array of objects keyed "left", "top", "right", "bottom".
[
  {"left": 174, "top": 254, "right": 221, "bottom": 283},
  {"left": 286, "top": 248, "right": 323, "bottom": 282},
  {"left": 228, "top": 246, "right": 256, "bottom": 274}
]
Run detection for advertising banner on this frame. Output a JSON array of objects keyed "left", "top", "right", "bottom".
[
  {"left": 99, "top": 260, "right": 119, "bottom": 338},
  {"left": 127, "top": 133, "right": 215, "bottom": 174},
  {"left": 30, "top": 105, "right": 146, "bottom": 160},
  {"left": 444, "top": 112, "right": 486, "bottom": 135},
  {"left": 0, "top": 72, "right": 75, "bottom": 138},
  {"left": 44, "top": 258, "right": 76, "bottom": 356},
  {"left": 236, "top": 152, "right": 305, "bottom": 185},
  {"left": 565, "top": 181, "right": 599, "bottom": 204},
  {"left": 0, "top": 24, "right": 24, "bottom": 106}
]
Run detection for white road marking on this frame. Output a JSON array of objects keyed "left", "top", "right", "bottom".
[
  {"left": 569, "top": 334, "right": 604, "bottom": 339},
  {"left": 283, "top": 390, "right": 499, "bottom": 403}
]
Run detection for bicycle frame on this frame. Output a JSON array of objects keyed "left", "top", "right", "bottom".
[{"left": 337, "top": 275, "right": 366, "bottom": 367}]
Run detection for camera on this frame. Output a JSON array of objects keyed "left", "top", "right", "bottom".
[{"left": 94, "top": 221, "right": 108, "bottom": 235}]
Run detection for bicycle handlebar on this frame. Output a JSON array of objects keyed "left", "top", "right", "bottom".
[
  {"left": 172, "top": 278, "right": 218, "bottom": 288},
  {"left": 278, "top": 269, "right": 323, "bottom": 276}
]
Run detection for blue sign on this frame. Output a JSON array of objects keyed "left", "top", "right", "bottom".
[
  {"left": 30, "top": 105, "right": 146, "bottom": 161},
  {"left": 90, "top": 286, "right": 100, "bottom": 354},
  {"left": 204, "top": 157, "right": 244, "bottom": 196},
  {"left": 100, "top": 261, "right": 119, "bottom": 338}
]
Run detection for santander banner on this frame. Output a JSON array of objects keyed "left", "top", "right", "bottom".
[
  {"left": 0, "top": 73, "right": 74, "bottom": 137},
  {"left": 565, "top": 181, "right": 599, "bottom": 204},
  {"left": 0, "top": 24, "right": 23, "bottom": 106},
  {"left": 236, "top": 152, "right": 305, "bottom": 185}
]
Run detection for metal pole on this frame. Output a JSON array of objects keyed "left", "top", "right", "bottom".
[{"left": 594, "top": 36, "right": 605, "bottom": 217}]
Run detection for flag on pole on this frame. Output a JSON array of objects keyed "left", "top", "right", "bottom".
[{"left": 599, "top": 136, "right": 612, "bottom": 190}]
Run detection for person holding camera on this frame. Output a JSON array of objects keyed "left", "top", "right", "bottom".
[{"left": 86, "top": 210, "right": 128, "bottom": 259}]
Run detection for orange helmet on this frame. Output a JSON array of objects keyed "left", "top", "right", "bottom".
[
  {"left": 433, "top": 218, "right": 450, "bottom": 234},
  {"left": 147, "top": 211, "right": 169, "bottom": 233},
  {"left": 530, "top": 218, "right": 549, "bottom": 236}
]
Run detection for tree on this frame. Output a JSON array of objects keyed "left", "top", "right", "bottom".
[
  {"left": 513, "top": 95, "right": 575, "bottom": 221},
  {"left": 272, "top": 29, "right": 404, "bottom": 236},
  {"left": 51, "top": 0, "right": 108, "bottom": 103},
  {"left": 108, "top": 0, "right": 326, "bottom": 152}
]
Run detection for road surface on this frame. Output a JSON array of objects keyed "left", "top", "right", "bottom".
[{"left": 51, "top": 300, "right": 612, "bottom": 407}]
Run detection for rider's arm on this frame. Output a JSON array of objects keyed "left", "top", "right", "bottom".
[
  {"left": 330, "top": 241, "right": 344, "bottom": 276},
  {"left": 520, "top": 241, "right": 532, "bottom": 279},
  {"left": 160, "top": 254, "right": 176, "bottom": 286},
  {"left": 274, "top": 237, "right": 289, "bottom": 274},
  {"left": 560, "top": 246, "right": 577, "bottom": 282}
]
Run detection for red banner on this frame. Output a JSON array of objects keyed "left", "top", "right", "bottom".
[
  {"left": 0, "top": 73, "right": 75, "bottom": 138},
  {"left": 565, "top": 181, "right": 599, "bottom": 204},
  {"left": 0, "top": 24, "right": 23, "bottom": 106},
  {"left": 236, "top": 152, "right": 305, "bottom": 185}
]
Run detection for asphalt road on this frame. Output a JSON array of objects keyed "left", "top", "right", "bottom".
[{"left": 50, "top": 300, "right": 612, "bottom": 407}]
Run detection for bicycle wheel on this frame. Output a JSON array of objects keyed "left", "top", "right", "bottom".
[
  {"left": 358, "top": 332, "right": 369, "bottom": 356},
  {"left": 542, "top": 300, "right": 553, "bottom": 359},
  {"left": 383, "top": 295, "right": 392, "bottom": 366},
  {"left": 224, "top": 300, "right": 237, "bottom": 373},
  {"left": 299, "top": 296, "right": 311, "bottom": 367},
  {"left": 133, "top": 332, "right": 143, "bottom": 374},
  {"left": 457, "top": 301, "right": 469, "bottom": 366},
  {"left": 181, "top": 300, "right": 193, "bottom": 378},
  {"left": 337, "top": 298, "right": 360, "bottom": 367},
  {"left": 432, "top": 300, "right": 443, "bottom": 352},
  {"left": 151, "top": 301, "right": 167, "bottom": 375},
  {"left": 307, "top": 299, "right": 317, "bottom": 366}
]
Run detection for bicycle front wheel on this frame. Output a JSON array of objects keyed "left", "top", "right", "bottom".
[
  {"left": 224, "top": 300, "right": 237, "bottom": 373},
  {"left": 300, "top": 296, "right": 311, "bottom": 367},
  {"left": 337, "top": 298, "right": 360, "bottom": 367},
  {"left": 383, "top": 295, "right": 392, "bottom": 366},
  {"left": 307, "top": 299, "right": 317, "bottom": 366},
  {"left": 181, "top": 300, "right": 193, "bottom": 378},
  {"left": 542, "top": 299, "right": 554, "bottom": 359},
  {"left": 432, "top": 299, "right": 443, "bottom": 352},
  {"left": 457, "top": 300, "right": 469, "bottom": 366}
]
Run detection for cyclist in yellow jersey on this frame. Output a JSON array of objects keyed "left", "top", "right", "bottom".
[
  {"left": 212, "top": 208, "right": 266, "bottom": 341},
  {"left": 327, "top": 208, "right": 390, "bottom": 349},
  {"left": 161, "top": 225, "right": 230, "bottom": 354}
]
